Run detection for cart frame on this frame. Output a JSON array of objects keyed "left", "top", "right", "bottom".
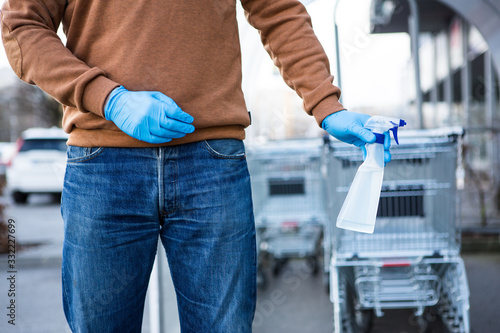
[{"left": 325, "top": 128, "right": 470, "bottom": 333}]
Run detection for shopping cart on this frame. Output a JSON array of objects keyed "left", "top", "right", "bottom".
[
  {"left": 325, "top": 128, "right": 470, "bottom": 333},
  {"left": 247, "top": 139, "right": 328, "bottom": 288}
]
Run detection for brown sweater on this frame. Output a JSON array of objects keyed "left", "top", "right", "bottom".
[{"left": 1, "top": 0, "right": 344, "bottom": 147}]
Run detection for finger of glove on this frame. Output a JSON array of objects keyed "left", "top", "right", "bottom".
[
  {"left": 350, "top": 137, "right": 369, "bottom": 148},
  {"left": 165, "top": 105, "right": 194, "bottom": 125},
  {"left": 143, "top": 135, "right": 173, "bottom": 144},
  {"left": 383, "top": 132, "right": 391, "bottom": 150},
  {"left": 149, "top": 124, "right": 190, "bottom": 140},
  {"left": 383, "top": 132, "right": 391, "bottom": 163},
  {"left": 158, "top": 112, "right": 195, "bottom": 134},
  {"left": 348, "top": 123, "right": 376, "bottom": 144},
  {"left": 151, "top": 92, "right": 194, "bottom": 124},
  {"left": 132, "top": 127, "right": 172, "bottom": 144},
  {"left": 384, "top": 150, "right": 392, "bottom": 164}
]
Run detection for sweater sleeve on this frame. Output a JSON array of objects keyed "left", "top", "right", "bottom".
[
  {"left": 1, "top": 0, "right": 118, "bottom": 118},
  {"left": 240, "top": 0, "right": 345, "bottom": 125}
]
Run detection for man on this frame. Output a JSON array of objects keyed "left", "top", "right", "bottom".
[{"left": 1, "top": 0, "right": 389, "bottom": 332}]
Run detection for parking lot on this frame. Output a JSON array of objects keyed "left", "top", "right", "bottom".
[{"left": 1, "top": 194, "right": 500, "bottom": 333}]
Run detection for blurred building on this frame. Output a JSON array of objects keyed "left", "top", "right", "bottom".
[
  {"left": 238, "top": 0, "right": 333, "bottom": 143},
  {"left": 370, "top": 0, "right": 500, "bottom": 224},
  {"left": 0, "top": 80, "right": 63, "bottom": 143}
]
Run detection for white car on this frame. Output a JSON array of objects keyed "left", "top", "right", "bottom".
[{"left": 7, "top": 127, "right": 69, "bottom": 204}]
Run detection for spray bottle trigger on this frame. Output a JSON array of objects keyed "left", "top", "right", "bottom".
[
  {"left": 390, "top": 119, "right": 406, "bottom": 145},
  {"left": 390, "top": 127, "right": 400, "bottom": 145}
]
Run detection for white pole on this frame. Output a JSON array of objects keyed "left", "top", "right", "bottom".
[
  {"left": 407, "top": 0, "right": 424, "bottom": 128},
  {"left": 148, "top": 244, "right": 163, "bottom": 333}
]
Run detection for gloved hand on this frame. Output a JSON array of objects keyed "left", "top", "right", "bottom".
[
  {"left": 104, "top": 86, "right": 195, "bottom": 144},
  {"left": 322, "top": 110, "right": 392, "bottom": 163}
]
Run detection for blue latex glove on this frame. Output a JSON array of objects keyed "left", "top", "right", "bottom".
[
  {"left": 361, "top": 131, "right": 392, "bottom": 164},
  {"left": 104, "top": 86, "right": 195, "bottom": 144},
  {"left": 322, "top": 110, "right": 391, "bottom": 163}
]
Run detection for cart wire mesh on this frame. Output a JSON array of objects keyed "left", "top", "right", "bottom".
[
  {"left": 326, "top": 128, "right": 463, "bottom": 259},
  {"left": 247, "top": 139, "right": 327, "bottom": 261}
]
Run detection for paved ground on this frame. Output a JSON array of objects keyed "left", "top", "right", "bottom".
[
  {"left": 253, "top": 253, "right": 500, "bottom": 333},
  {"left": 1, "top": 194, "right": 500, "bottom": 333},
  {"left": 0, "top": 195, "right": 175, "bottom": 333}
]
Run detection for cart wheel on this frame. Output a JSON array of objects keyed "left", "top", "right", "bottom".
[
  {"left": 333, "top": 272, "right": 349, "bottom": 333},
  {"left": 409, "top": 313, "right": 431, "bottom": 333},
  {"left": 12, "top": 191, "right": 28, "bottom": 204},
  {"left": 51, "top": 192, "right": 62, "bottom": 203},
  {"left": 337, "top": 275, "right": 373, "bottom": 333},
  {"left": 353, "top": 302, "right": 373, "bottom": 333},
  {"left": 350, "top": 287, "right": 373, "bottom": 333},
  {"left": 437, "top": 261, "right": 470, "bottom": 333}
]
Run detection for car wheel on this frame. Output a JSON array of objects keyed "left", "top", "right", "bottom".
[
  {"left": 51, "top": 192, "right": 62, "bottom": 203},
  {"left": 12, "top": 191, "right": 29, "bottom": 204}
]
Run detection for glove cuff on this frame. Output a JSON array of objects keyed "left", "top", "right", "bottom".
[
  {"left": 104, "top": 86, "right": 128, "bottom": 121},
  {"left": 321, "top": 110, "right": 346, "bottom": 130}
]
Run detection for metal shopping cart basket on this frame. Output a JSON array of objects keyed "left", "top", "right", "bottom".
[
  {"left": 325, "top": 127, "right": 470, "bottom": 333},
  {"left": 247, "top": 139, "right": 328, "bottom": 288}
]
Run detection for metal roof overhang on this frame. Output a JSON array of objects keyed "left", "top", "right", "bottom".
[
  {"left": 370, "top": 0, "right": 500, "bottom": 76},
  {"left": 370, "top": 0, "right": 455, "bottom": 34}
]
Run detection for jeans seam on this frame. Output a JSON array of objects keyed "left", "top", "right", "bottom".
[
  {"left": 162, "top": 160, "right": 178, "bottom": 218},
  {"left": 157, "top": 147, "right": 164, "bottom": 218},
  {"left": 173, "top": 159, "right": 179, "bottom": 213}
]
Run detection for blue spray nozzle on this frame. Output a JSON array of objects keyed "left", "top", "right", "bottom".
[
  {"left": 389, "top": 119, "right": 406, "bottom": 145},
  {"left": 365, "top": 116, "right": 406, "bottom": 145},
  {"left": 390, "top": 127, "right": 400, "bottom": 145}
]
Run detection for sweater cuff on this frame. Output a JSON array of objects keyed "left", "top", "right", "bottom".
[
  {"left": 82, "top": 75, "right": 120, "bottom": 118},
  {"left": 311, "top": 94, "right": 345, "bottom": 127}
]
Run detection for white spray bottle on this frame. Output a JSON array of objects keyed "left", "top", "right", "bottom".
[{"left": 336, "top": 116, "right": 406, "bottom": 234}]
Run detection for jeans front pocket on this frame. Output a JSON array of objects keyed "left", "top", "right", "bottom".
[
  {"left": 202, "top": 139, "right": 246, "bottom": 159},
  {"left": 66, "top": 146, "right": 105, "bottom": 163}
]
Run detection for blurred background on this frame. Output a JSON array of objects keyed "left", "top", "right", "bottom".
[{"left": 0, "top": 0, "right": 499, "bottom": 332}]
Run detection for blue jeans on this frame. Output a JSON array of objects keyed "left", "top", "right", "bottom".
[{"left": 61, "top": 139, "right": 256, "bottom": 333}]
